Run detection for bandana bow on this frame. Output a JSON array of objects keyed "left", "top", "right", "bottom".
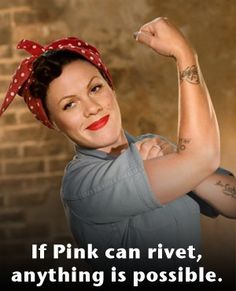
[{"left": 0, "top": 37, "right": 113, "bottom": 129}]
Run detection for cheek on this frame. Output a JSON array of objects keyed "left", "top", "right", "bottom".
[
  {"left": 53, "top": 113, "right": 82, "bottom": 132},
  {"left": 104, "top": 93, "right": 119, "bottom": 111},
  {"left": 105, "top": 100, "right": 113, "bottom": 110}
]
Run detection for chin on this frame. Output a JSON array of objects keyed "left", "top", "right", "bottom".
[
  {"left": 95, "top": 136, "right": 119, "bottom": 149},
  {"left": 94, "top": 130, "right": 124, "bottom": 150}
]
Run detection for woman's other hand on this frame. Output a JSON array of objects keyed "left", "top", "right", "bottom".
[{"left": 135, "top": 137, "right": 176, "bottom": 160}]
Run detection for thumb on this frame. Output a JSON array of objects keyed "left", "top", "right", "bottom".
[{"left": 133, "top": 30, "right": 154, "bottom": 46}]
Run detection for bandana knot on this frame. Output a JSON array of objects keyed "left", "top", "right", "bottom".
[{"left": 17, "top": 39, "right": 45, "bottom": 56}]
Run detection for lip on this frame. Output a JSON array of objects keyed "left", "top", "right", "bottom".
[{"left": 86, "top": 114, "right": 110, "bottom": 131}]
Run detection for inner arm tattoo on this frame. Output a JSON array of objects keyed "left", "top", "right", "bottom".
[
  {"left": 177, "top": 138, "right": 192, "bottom": 151},
  {"left": 215, "top": 180, "right": 236, "bottom": 199},
  {"left": 180, "top": 65, "right": 200, "bottom": 84}
]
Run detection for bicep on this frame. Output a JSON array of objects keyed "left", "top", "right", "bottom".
[{"left": 143, "top": 152, "right": 212, "bottom": 204}]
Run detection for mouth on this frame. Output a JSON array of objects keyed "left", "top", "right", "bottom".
[{"left": 86, "top": 114, "right": 110, "bottom": 131}]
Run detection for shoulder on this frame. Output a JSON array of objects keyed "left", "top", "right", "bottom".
[{"left": 61, "top": 143, "right": 144, "bottom": 200}]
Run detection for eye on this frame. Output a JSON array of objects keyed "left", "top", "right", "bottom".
[
  {"left": 63, "top": 101, "right": 76, "bottom": 111},
  {"left": 91, "top": 84, "right": 102, "bottom": 93}
]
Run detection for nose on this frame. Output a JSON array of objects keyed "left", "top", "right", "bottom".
[{"left": 82, "top": 98, "right": 103, "bottom": 118}]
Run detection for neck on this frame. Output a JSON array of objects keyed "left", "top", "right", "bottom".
[{"left": 102, "top": 129, "right": 129, "bottom": 156}]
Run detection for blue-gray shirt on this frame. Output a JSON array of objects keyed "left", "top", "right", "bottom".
[{"left": 60, "top": 132, "right": 231, "bottom": 271}]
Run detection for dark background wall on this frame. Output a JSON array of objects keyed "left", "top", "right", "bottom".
[{"left": 0, "top": 0, "right": 235, "bottom": 290}]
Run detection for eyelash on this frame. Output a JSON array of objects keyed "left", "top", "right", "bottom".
[
  {"left": 63, "top": 84, "right": 103, "bottom": 111},
  {"left": 63, "top": 101, "right": 75, "bottom": 111},
  {"left": 91, "top": 84, "right": 102, "bottom": 93}
]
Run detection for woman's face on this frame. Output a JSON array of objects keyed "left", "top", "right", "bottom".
[{"left": 46, "top": 60, "right": 126, "bottom": 153}]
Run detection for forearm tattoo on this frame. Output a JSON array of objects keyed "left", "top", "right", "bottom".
[
  {"left": 177, "top": 138, "right": 192, "bottom": 151},
  {"left": 180, "top": 65, "right": 200, "bottom": 84},
  {"left": 215, "top": 180, "right": 236, "bottom": 199}
]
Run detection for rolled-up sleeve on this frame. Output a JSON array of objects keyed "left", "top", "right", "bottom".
[{"left": 61, "top": 143, "right": 162, "bottom": 223}]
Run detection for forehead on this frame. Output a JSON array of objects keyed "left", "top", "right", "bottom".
[
  {"left": 48, "top": 60, "right": 102, "bottom": 97},
  {"left": 61, "top": 59, "right": 100, "bottom": 78}
]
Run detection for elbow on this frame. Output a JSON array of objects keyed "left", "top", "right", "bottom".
[
  {"left": 210, "top": 148, "right": 221, "bottom": 172},
  {"left": 220, "top": 209, "right": 236, "bottom": 219},
  {"left": 207, "top": 153, "right": 220, "bottom": 173},
  {"left": 204, "top": 137, "right": 221, "bottom": 173},
  {"left": 197, "top": 147, "right": 220, "bottom": 175},
  {"left": 224, "top": 214, "right": 236, "bottom": 220}
]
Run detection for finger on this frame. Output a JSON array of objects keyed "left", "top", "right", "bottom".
[
  {"left": 138, "top": 139, "right": 155, "bottom": 159},
  {"left": 135, "top": 141, "right": 149, "bottom": 159},
  {"left": 133, "top": 30, "right": 154, "bottom": 46},
  {"left": 147, "top": 145, "right": 163, "bottom": 160},
  {"left": 139, "top": 141, "right": 152, "bottom": 159},
  {"left": 135, "top": 138, "right": 162, "bottom": 160},
  {"left": 135, "top": 141, "right": 141, "bottom": 151},
  {"left": 152, "top": 145, "right": 164, "bottom": 157},
  {"left": 133, "top": 16, "right": 168, "bottom": 42},
  {"left": 159, "top": 141, "right": 177, "bottom": 154},
  {"left": 136, "top": 140, "right": 150, "bottom": 148}
]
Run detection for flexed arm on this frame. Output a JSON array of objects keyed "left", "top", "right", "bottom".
[
  {"left": 134, "top": 17, "right": 220, "bottom": 204},
  {"left": 136, "top": 138, "right": 236, "bottom": 218}
]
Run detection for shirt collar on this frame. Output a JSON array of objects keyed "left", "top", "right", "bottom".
[{"left": 75, "top": 131, "right": 137, "bottom": 160}]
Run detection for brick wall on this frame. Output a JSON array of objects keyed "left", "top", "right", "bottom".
[
  {"left": 0, "top": 1, "right": 75, "bottom": 268},
  {"left": 0, "top": 0, "right": 235, "bottom": 289}
]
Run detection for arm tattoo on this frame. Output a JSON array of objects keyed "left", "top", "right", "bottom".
[
  {"left": 177, "top": 138, "right": 192, "bottom": 151},
  {"left": 215, "top": 180, "right": 236, "bottom": 199},
  {"left": 180, "top": 65, "right": 200, "bottom": 84}
]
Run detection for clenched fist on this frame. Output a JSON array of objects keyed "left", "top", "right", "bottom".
[
  {"left": 135, "top": 137, "right": 176, "bottom": 160},
  {"left": 134, "top": 17, "right": 194, "bottom": 62}
]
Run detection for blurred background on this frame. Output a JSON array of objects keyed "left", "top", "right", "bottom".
[{"left": 0, "top": 0, "right": 235, "bottom": 290}]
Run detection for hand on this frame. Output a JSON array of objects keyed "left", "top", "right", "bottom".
[
  {"left": 135, "top": 138, "right": 163, "bottom": 160},
  {"left": 134, "top": 17, "right": 194, "bottom": 61},
  {"left": 135, "top": 137, "right": 176, "bottom": 160}
]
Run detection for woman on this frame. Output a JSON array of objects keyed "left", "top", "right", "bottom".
[{"left": 1, "top": 17, "right": 235, "bottom": 281}]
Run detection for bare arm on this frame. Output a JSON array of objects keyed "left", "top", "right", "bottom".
[
  {"left": 134, "top": 17, "right": 220, "bottom": 204},
  {"left": 136, "top": 138, "right": 235, "bottom": 218},
  {"left": 194, "top": 172, "right": 236, "bottom": 218}
]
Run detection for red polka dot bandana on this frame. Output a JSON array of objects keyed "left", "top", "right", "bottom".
[{"left": 0, "top": 37, "right": 113, "bottom": 129}]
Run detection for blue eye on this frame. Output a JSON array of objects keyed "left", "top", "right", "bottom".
[
  {"left": 91, "top": 84, "right": 102, "bottom": 93},
  {"left": 63, "top": 101, "right": 76, "bottom": 111}
]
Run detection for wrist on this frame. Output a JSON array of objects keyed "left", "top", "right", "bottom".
[
  {"left": 176, "top": 49, "right": 200, "bottom": 85},
  {"left": 175, "top": 47, "right": 198, "bottom": 69}
]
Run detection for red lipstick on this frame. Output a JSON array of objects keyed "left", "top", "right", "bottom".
[{"left": 86, "top": 115, "right": 110, "bottom": 131}]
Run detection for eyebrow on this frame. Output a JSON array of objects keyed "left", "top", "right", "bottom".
[{"left": 58, "top": 75, "right": 101, "bottom": 105}]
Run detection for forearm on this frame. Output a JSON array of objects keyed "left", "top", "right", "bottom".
[
  {"left": 176, "top": 50, "right": 220, "bottom": 170},
  {"left": 194, "top": 172, "right": 236, "bottom": 218},
  {"left": 135, "top": 17, "right": 221, "bottom": 203}
]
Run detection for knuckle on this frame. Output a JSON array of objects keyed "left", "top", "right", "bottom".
[
  {"left": 135, "top": 142, "right": 141, "bottom": 150},
  {"left": 141, "top": 142, "right": 151, "bottom": 151}
]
